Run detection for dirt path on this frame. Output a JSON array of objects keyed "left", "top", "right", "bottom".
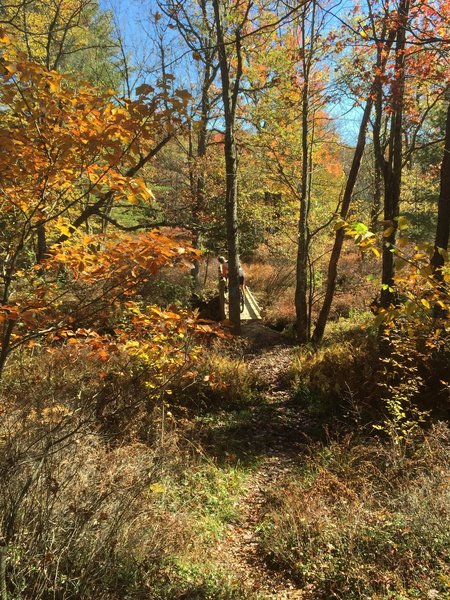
[{"left": 217, "top": 327, "right": 309, "bottom": 599}]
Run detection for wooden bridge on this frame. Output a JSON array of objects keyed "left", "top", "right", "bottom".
[
  {"left": 220, "top": 283, "right": 262, "bottom": 321},
  {"left": 240, "top": 288, "right": 261, "bottom": 320}
]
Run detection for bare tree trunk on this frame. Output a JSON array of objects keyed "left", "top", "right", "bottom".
[
  {"left": 380, "top": 0, "right": 409, "bottom": 309},
  {"left": 311, "top": 98, "right": 374, "bottom": 344},
  {"left": 213, "top": 0, "right": 246, "bottom": 333},
  {"left": 36, "top": 221, "right": 47, "bottom": 263},
  {"left": 191, "top": 66, "right": 211, "bottom": 289},
  {"left": 370, "top": 82, "right": 384, "bottom": 233},
  {"left": 295, "top": 4, "right": 314, "bottom": 344},
  {"left": 223, "top": 116, "right": 241, "bottom": 331},
  {"left": 0, "top": 320, "right": 15, "bottom": 377},
  {"left": 311, "top": 26, "right": 396, "bottom": 344},
  {"left": 431, "top": 101, "right": 450, "bottom": 284},
  {"left": 370, "top": 162, "right": 383, "bottom": 233}
]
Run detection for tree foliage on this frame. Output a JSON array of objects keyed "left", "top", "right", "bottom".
[{"left": 0, "top": 34, "right": 205, "bottom": 374}]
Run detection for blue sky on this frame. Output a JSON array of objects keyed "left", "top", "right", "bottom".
[{"left": 99, "top": 0, "right": 362, "bottom": 143}]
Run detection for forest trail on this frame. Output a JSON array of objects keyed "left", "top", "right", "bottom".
[{"left": 216, "top": 328, "right": 309, "bottom": 599}]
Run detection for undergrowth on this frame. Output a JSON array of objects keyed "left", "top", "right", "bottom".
[
  {"left": 3, "top": 310, "right": 449, "bottom": 600},
  {"left": 258, "top": 424, "right": 450, "bottom": 600},
  {"left": 0, "top": 345, "right": 260, "bottom": 600},
  {"left": 288, "top": 315, "right": 378, "bottom": 422}
]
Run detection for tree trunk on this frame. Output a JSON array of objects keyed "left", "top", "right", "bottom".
[
  {"left": 370, "top": 80, "right": 384, "bottom": 234},
  {"left": 212, "top": 0, "right": 243, "bottom": 333},
  {"left": 223, "top": 125, "right": 241, "bottom": 332},
  {"left": 295, "top": 79, "right": 310, "bottom": 343},
  {"left": 431, "top": 102, "right": 450, "bottom": 283},
  {"left": 191, "top": 72, "right": 210, "bottom": 289},
  {"left": 370, "top": 162, "right": 383, "bottom": 233},
  {"left": 311, "top": 97, "right": 374, "bottom": 344},
  {"left": 295, "top": 5, "right": 314, "bottom": 344},
  {"left": 36, "top": 221, "right": 47, "bottom": 263},
  {"left": 0, "top": 320, "right": 15, "bottom": 378},
  {"left": 380, "top": 0, "right": 409, "bottom": 309},
  {"left": 311, "top": 27, "right": 397, "bottom": 345}
]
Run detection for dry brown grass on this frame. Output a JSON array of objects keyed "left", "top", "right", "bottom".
[
  {"left": 0, "top": 400, "right": 188, "bottom": 599},
  {"left": 0, "top": 345, "right": 257, "bottom": 600},
  {"left": 259, "top": 424, "right": 450, "bottom": 600}
]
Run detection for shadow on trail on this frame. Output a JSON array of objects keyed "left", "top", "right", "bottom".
[
  {"left": 195, "top": 328, "right": 321, "bottom": 467},
  {"left": 197, "top": 397, "right": 313, "bottom": 467}
]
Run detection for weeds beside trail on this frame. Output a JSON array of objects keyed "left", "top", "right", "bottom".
[
  {"left": 198, "top": 322, "right": 450, "bottom": 600},
  {"left": 2, "top": 322, "right": 450, "bottom": 600}
]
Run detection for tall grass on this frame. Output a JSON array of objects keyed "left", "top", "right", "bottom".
[
  {"left": 0, "top": 346, "right": 259, "bottom": 600},
  {"left": 258, "top": 424, "right": 450, "bottom": 599}
]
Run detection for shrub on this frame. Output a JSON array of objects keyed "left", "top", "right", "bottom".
[
  {"left": 170, "top": 342, "right": 261, "bottom": 413},
  {"left": 258, "top": 424, "right": 450, "bottom": 600},
  {"left": 0, "top": 406, "right": 188, "bottom": 599},
  {"left": 0, "top": 344, "right": 258, "bottom": 600},
  {"left": 288, "top": 333, "right": 378, "bottom": 419}
]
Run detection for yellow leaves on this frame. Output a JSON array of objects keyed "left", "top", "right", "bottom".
[
  {"left": 126, "top": 192, "right": 139, "bottom": 205},
  {"left": 46, "top": 71, "right": 63, "bottom": 93},
  {"left": 49, "top": 230, "right": 199, "bottom": 290},
  {"left": 148, "top": 482, "right": 167, "bottom": 494},
  {"left": 128, "top": 177, "right": 155, "bottom": 203},
  {"left": 54, "top": 220, "right": 74, "bottom": 239},
  {"left": 382, "top": 217, "right": 408, "bottom": 240},
  {"left": 0, "top": 51, "right": 201, "bottom": 377},
  {"left": 1, "top": 0, "right": 102, "bottom": 69},
  {"left": 397, "top": 215, "right": 409, "bottom": 231},
  {"left": 0, "top": 28, "right": 12, "bottom": 44},
  {"left": 333, "top": 218, "right": 346, "bottom": 231},
  {"left": 0, "top": 59, "right": 17, "bottom": 79}
]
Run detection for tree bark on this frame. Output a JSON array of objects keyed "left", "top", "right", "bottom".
[
  {"left": 295, "top": 85, "right": 309, "bottom": 343},
  {"left": 380, "top": 0, "right": 409, "bottom": 309},
  {"left": 431, "top": 102, "right": 450, "bottom": 281},
  {"left": 311, "top": 26, "right": 397, "bottom": 345},
  {"left": 370, "top": 77, "right": 384, "bottom": 233},
  {"left": 36, "top": 221, "right": 47, "bottom": 263},
  {"left": 311, "top": 97, "right": 374, "bottom": 344},
  {"left": 295, "top": 3, "right": 314, "bottom": 344},
  {"left": 213, "top": 0, "right": 245, "bottom": 333},
  {"left": 191, "top": 61, "right": 212, "bottom": 288}
]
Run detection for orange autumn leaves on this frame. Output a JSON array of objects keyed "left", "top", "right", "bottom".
[{"left": 0, "top": 33, "right": 206, "bottom": 373}]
